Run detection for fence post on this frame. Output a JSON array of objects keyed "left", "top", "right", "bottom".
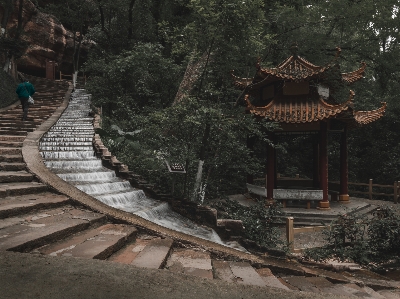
[
  {"left": 286, "top": 217, "right": 294, "bottom": 252},
  {"left": 369, "top": 179, "right": 373, "bottom": 200}
]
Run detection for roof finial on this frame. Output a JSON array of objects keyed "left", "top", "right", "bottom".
[
  {"left": 290, "top": 42, "right": 298, "bottom": 57},
  {"left": 335, "top": 47, "right": 342, "bottom": 59}
]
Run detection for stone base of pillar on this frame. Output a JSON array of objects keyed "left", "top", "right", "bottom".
[
  {"left": 317, "top": 201, "right": 331, "bottom": 210},
  {"left": 339, "top": 194, "right": 350, "bottom": 203}
]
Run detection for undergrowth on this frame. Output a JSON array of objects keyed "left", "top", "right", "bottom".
[
  {"left": 304, "top": 206, "right": 400, "bottom": 269},
  {"left": 210, "top": 199, "right": 287, "bottom": 251}
]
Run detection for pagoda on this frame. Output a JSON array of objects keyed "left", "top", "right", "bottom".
[{"left": 232, "top": 46, "right": 386, "bottom": 209}]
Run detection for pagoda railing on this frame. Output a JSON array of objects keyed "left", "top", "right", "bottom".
[{"left": 253, "top": 176, "right": 399, "bottom": 204}]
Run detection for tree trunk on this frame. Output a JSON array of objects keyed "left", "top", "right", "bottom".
[
  {"left": 128, "top": 0, "right": 136, "bottom": 40},
  {"left": 191, "top": 123, "right": 211, "bottom": 201}
]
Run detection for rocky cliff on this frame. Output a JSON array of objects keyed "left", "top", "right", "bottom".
[{"left": 0, "top": 0, "right": 87, "bottom": 77}]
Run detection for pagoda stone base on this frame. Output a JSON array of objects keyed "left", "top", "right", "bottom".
[{"left": 339, "top": 194, "right": 350, "bottom": 203}]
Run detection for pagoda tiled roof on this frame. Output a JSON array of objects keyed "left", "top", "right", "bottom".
[
  {"left": 244, "top": 92, "right": 354, "bottom": 123},
  {"left": 232, "top": 48, "right": 366, "bottom": 90},
  {"left": 341, "top": 62, "right": 367, "bottom": 84},
  {"left": 235, "top": 49, "right": 385, "bottom": 126},
  {"left": 258, "top": 55, "right": 329, "bottom": 82},
  {"left": 353, "top": 102, "right": 387, "bottom": 125}
]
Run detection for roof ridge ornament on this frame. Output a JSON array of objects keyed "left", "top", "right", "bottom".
[
  {"left": 335, "top": 47, "right": 342, "bottom": 59},
  {"left": 290, "top": 42, "right": 299, "bottom": 57}
]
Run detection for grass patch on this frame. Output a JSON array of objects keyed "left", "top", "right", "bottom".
[{"left": 0, "top": 71, "right": 17, "bottom": 108}]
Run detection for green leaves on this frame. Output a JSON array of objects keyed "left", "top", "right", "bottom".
[{"left": 305, "top": 206, "right": 400, "bottom": 267}]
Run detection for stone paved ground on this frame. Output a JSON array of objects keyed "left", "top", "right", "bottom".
[{"left": 0, "top": 251, "right": 351, "bottom": 299}]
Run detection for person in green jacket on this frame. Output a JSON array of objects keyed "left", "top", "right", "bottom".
[{"left": 16, "top": 77, "right": 35, "bottom": 121}]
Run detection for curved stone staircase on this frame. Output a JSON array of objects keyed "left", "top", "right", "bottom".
[{"left": 0, "top": 76, "right": 399, "bottom": 298}]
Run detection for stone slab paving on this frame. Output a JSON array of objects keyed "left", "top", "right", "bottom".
[
  {"left": 130, "top": 238, "right": 173, "bottom": 269},
  {"left": 0, "top": 181, "right": 48, "bottom": 196},
  {"left": 39, "top": 223, "right": 138, "bottom": 259},
  {"left": 256, "top": 267, "right": 290, "bottom": 290},
  {"left": 107, "top": 236, "right": 153, "bottom": 264},
  {"left": 0, "top": 192, "right": 70, "bottom": 218},
  {"left": 0, "top": 206, "right": 106, "bottom": 252},
  {"left": 166, "top": 248, "right": 213, "bottom": 279}
]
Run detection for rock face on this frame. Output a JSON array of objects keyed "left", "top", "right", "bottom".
[{"left": 0, "top": 0, "right": 86, "bottom": 76}]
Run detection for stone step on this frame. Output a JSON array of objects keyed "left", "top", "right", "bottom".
[
  {"left": 165, "top": 249, "right": 213, "bottom": 279},
  {"left": 0, "top": 140, "right": 23, "bottom": 147},
  {"left": 255, "top": 268, "right": 290, "bottom": 290},
  {"left": 378, "top": 290, "right": 400, "bottom": 299},
  {"left": 107, "top": 235, "right": 153, "bottom": 264},
  {"left": 118, "top": 237, "right": 173, "bottom": 269},
  {"left": 0, "top": 171, "right": 34, "bottom": 183},
  {"left": 0, "top": 130, "right": 28, "bottom": 136},
  {"left": 0, "top": 193, "right": 70, "bottom": 219},
  {"left": 281, "top": 276, "right": 321, "bottom": 293},
  {"left": 38, "top": 224, "right": 137, "bottom": 259},
  {"left": 0, "top": 162, "right": 26, "bottom": 171},
  {"left": 0, "top": 147, "right": 22, "bottom": 155},
  {"left": 0, "top": 182, "right": 48, "bottom": 197},
  {"left": 0, "top": 135, "right": 26, "bottom": 142},
  {"left": 0, "top": 206, "right": 106, "bottom": 252},
  {"left": 0, "top": 154, "right": 23, "bottom": 163},
  {"left": 212, "top": 260, "right": 267, "bottom": 287}
]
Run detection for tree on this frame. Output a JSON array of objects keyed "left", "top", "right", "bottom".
[{"left": 44, "top": 0, "right": 97, "bottom": 88}]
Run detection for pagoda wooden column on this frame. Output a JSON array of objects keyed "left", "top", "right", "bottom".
[
  {"left": 266, "top": 134, "right": 275, "bottom": 201},
  {"left": 318, "top": 121, "right": 330, "bottom": 209},
  {"left": 313, "top": 137, "right": 319, "bottom": 188},
  {"left": 339, "top": 125, "right": 350, "bottom": 203}
]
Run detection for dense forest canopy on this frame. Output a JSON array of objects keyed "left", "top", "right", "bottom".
[
  {"left": 82, "top": 0, "right": 400, "bottom": 200},
  {"left": 2, "top": 0, "right": 400, "bottom": 201}
]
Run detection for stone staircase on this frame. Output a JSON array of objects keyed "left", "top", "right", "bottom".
[{"left": 0, "top": 76, "right": 399, "bottom": 298}]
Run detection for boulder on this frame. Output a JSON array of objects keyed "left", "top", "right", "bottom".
[{"left": 0, "top": 0, "right": 89, "bottom": 76}]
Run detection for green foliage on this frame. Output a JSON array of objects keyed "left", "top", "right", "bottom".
[
  {"left": 0, "top": 36, "right": 28, "bottom": 59},
  {"left": 99, "top": 97, "right": 277, "bottom": 199},
  {"left": 211, "top": 199, "right": 286, "bottom": 250},
  {"left": 304, "top": 206, "right": 400, "bottom": 267},
  {"left": 85, "top": 42, "right": 181, "bottom": 117}
]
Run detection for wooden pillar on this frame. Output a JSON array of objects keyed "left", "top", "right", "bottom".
[
  {"left": 339, "top": 125, "right": 350, "bottom": 203},
  {"left": 246, "top": 136, "right": 256, "bottom": 184},
  {"left": 318, "top": 121, "right": 330, "bottom": 209},
  {"left": 266, "top": 134, "right": 275, "bottom": 200},
  {"left": 286, "top": 217, "right": 294, "bottom": 252},
  {"left": 313, "top": 137, "right": 319, "bottom": 188}
]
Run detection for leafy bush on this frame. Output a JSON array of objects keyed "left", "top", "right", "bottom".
[
  {"left": 304, "top": 206, "right": 400, "bottom": 267},
  {"left": 211, "top": 199, "right": 286, "bottom": 250}
]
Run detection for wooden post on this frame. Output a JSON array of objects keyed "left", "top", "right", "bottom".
[
  {"left": 394, "top": 181, "right": 398, "bottom": 204},
  {"left": 286, "top": 217, "right": 294, "bottom": 252},
  {"left": 60, "top": 71, "right": 62, "bottom": 80},
  {"left": 313, "top": 138, "right": 319, "bottom": 188},
  {"left": 369, "top": 179, "right": 373, "bottom": 200}
]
